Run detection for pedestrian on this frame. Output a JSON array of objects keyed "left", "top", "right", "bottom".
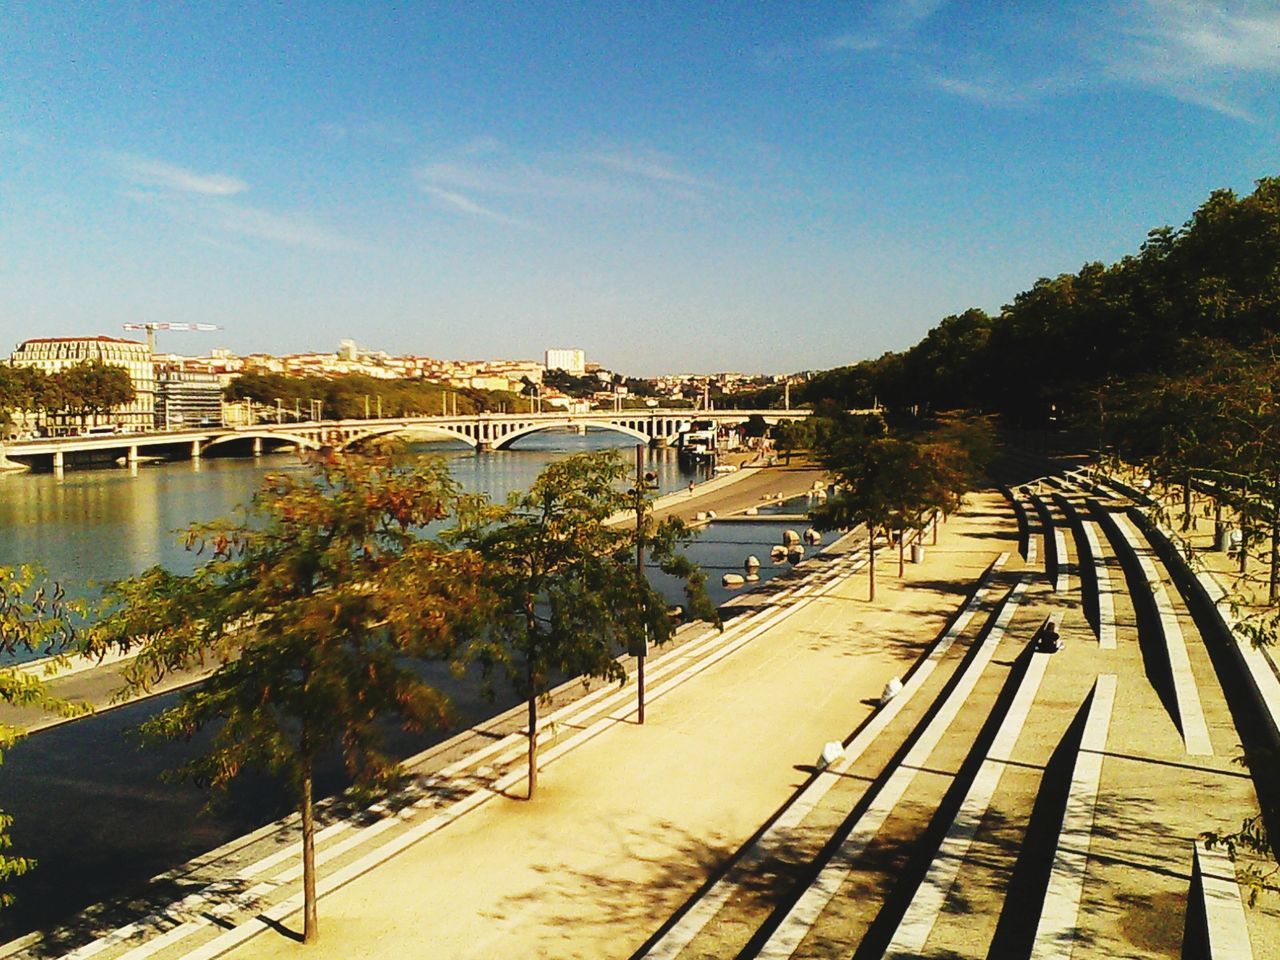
[
  {"left": 688, "top": 481, "right": 695, "bottom": 496},
  {"left": 1037, "top": 620, "right": 1063, "bottom": 653}
]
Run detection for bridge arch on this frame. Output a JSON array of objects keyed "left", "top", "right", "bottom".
[
  {"left": 200, "top": 431, "right": 322, "bottom": 453},
  {"left": 493, "top": 419, "right": 650, "bottom": 450},
  {"left": 336, "top": 424, "right": 479, "bottom": 450}
]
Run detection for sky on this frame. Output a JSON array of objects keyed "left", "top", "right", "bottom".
[{"left": 1, "top": 1, "right": 1278, "bottom": 376}]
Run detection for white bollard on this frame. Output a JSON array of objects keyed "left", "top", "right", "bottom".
[{"left": 816, "top": 741, "right": 844, "bottom": 770}]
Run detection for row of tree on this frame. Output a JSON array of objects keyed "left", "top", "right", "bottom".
[
  {"left": 224, "top": 372, "right": 526, "bottom": 420},
  {"left": 806, "top": 411, "right": 996, "bottom": 599},
  {"left": 0, "top": 361, "right": 135, "bottom": 435},
  {"left": 1, "top": 446, "right": 712, "bottom": 942}
]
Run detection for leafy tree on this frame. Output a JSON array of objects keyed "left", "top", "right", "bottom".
[
  {"left": 742, "top": 414, "right": 769, "bottom": 439},
  {"left": 771, "top": 418, "right": 815, "bottom": 465},
  {"left": 448, "top": 450, "right": 714, "bottom": 798},
  {"left": 0, "top": 566, "right": 85, "bottom": 906},
  {"left": 0, "top": 366, "right": 48, "bottom": 436},
  {"left": 87, "top": 449, "right": 492, "bottom": 943},
  {"left": 49, "top": 360, "right": 134, "bottom": 430},
  {"left": 810, "top": 412, "right": 986, "bottom": 599}
]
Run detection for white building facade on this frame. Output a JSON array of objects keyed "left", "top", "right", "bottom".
[
  {"left": 10, "top": 336, "right": 155, "bottom": 432},
  {"left": 545, "top": 347, "right": 586, "bottom": 377}
]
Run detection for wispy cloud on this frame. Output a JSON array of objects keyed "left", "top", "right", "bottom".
[
  {"left": 412, "top": 141, "right": 716, "bottom": 225},
  {"left": 822, "top": 0, "right": 949, "bottom": 55},
  {"left": 212, "top": 203, "right": 349, "bottom": 250},
  {"left": 817, "top": 0, "right": 1278, "bottom": 123},
  {"left": 587, "top": 149, "right": 717, "bottom": 191},
  {"left": 116, "top": 154, "right": 248, "bottom": 196},
  {"left": 417, "top": 185, "right": 526, "bottom": 225},
  {"left": 1101, "top": 0, "right": 1280, "bottom": 121},
  {"left": 118, "top": 162, "right": 349, "bottom": 251}
]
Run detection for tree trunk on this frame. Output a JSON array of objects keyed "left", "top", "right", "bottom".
[
  {"left": 932, "top": 510, "right": 938, "bottom": 545},
  {"left": 1270, "top": 498, "right": 1278, "bottom": 606},
  {"left": 868, "top": 528, "right": 877, "bottom": 602},
  {"left": 1181, "top": 475, "right": 1192, "bottom": 532},
  {"left": 526, "top": 663, "right": 538, "bottom": 800},
  {"left": 301, "top": 753, "right": 318, "bottom": 943},
  {"left": 898, "top": 532, "right": 905, "bottom": 577}
]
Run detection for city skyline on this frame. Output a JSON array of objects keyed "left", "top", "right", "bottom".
[{"left": 2, "top": 2, "right": 1278, "bottom": 375}]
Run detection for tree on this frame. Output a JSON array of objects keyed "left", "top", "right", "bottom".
[
  {"left": 0, "top": 366, "right": 48, "bottom": 437},
  {"left": 87, "top": 448, "right": 492, "bottom": 943},
  {"left": 0, "top": 566, "right": 85, "bottom": 906},
  {"left": 742, "top": 414, "right": 770, "bottom": 440},
  {"left": 448, "top": 450, "right": 714, "bottom": 798},
  {"left": 809, "top": 412, "right": 985, "bottom": 599},
  {"left": 50, "top": 361, "right": 134, "bottom": 430},
  {"left": 771, "top": 418, "right": 815, "bottom": 465}
]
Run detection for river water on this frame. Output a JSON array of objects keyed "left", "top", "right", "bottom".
[{"left": 0, "top": 430, "right": 825, "bottom": 937}]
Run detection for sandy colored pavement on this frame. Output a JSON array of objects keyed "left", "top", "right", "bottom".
[{"left": 229, "top": 491, "right": 1013, "bottom": 960}]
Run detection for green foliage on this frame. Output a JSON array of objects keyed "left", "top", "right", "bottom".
[
  {"left": 448, "top": 449, "right": 714, "bottom": 795},
  {"left": 224, "top": 371, "right": 524, "bottom": 419},
  {"left": 0, "top": 360, "right": 135, "bottom": 434},
  {"left": 808, "top": 412, "right": 992, "bottom": 598}
]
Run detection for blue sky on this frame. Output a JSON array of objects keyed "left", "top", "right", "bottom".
[{"left": 1, "top": 1, "right": 1277, "bottom": 375}]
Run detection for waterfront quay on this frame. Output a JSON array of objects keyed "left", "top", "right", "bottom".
[{"left": 9, "top": 458, "right": 1277, "bottom": 959}]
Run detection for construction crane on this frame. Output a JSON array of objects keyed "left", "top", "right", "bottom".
[{"left": 122, "top": 322, "right": 223, "bottom": 354}]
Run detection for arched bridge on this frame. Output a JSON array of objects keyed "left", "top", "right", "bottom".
[
  {"left": 239, "top": 408, "right": 813, "bottom": 452},
  {"left": 1, "top": 409, "right": 814, "bottom": 472}
]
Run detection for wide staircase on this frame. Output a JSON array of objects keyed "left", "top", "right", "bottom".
[{"left": 632, "top": 461, "right": 1279, "bottom": 959}]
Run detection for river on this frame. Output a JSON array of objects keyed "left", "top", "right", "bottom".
[{"left": 0, "top": 430, "right": 824, "bottom": 938}]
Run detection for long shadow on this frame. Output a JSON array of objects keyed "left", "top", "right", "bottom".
[
  {"left": 1132, "top": 510, "right": 1280, "bottom": 862},
  {"left": 1029, "top": 492, "right": 1059, "bottom": 586},
  {"left": 735, "top": 577, "right": 1024, "bottom": 956},
  {"left": 632, "top": 570, "right": 1016, "bottom": 959},
  {"left": 851, "top": 641, "right": 1040, "bottom": 959},
  {"left": 986, "top": 689, "right": 1095, "bottom": 958},
  {"left": 1053, "top": 491, "right": 1100, "bottom": 636},
  {"left": 1092, "top": 500, "right": 1184, "bottom": 737}
]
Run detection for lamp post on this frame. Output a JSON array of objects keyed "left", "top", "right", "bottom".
[{"left": 275, "top": 397, "right": 282, "bottom": 424}]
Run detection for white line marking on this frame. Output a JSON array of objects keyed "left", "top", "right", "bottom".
[
  {"left": 882, "top": 649, "right": 1051, "bottom": 959},
  {"left": 1195, "top": 840, "right": 1254, "bottom": 959},
  {"left": 1031, "top": 674, "right": 1117, "bottom": 960},
  {"left": 1081, "top": 521, "right": 1116, "bottom": 649},
  {"left": 756, "top": 576, "right": 1030, "bottom": 959}
]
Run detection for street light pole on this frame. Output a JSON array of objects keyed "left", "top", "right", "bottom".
[{"left": 633, "top": 443, "right": 647, "bottom": 724}]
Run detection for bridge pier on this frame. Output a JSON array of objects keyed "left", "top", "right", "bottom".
[
  {"left": 252, "top": 437, "right": 262, "bottom": 457},
  {"left": 52, "top": 449, "right": 64, "bottom": 473},
  {"left": 477, "top": 441, "right": 494, "bottom": 453},
  {"left": 126, "top": 445, "right": 138, "bottom": 465},
  {"left": 191, "top": 440, "right": 201, "bottom": 461}
]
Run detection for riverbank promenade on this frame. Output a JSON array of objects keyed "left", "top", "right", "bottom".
[
  {"left": 229, "top": 473, "right": 1279, "bottom": 959},
  {"left": 9, "top": 465, "right": 1279, "bottom": 958}
]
